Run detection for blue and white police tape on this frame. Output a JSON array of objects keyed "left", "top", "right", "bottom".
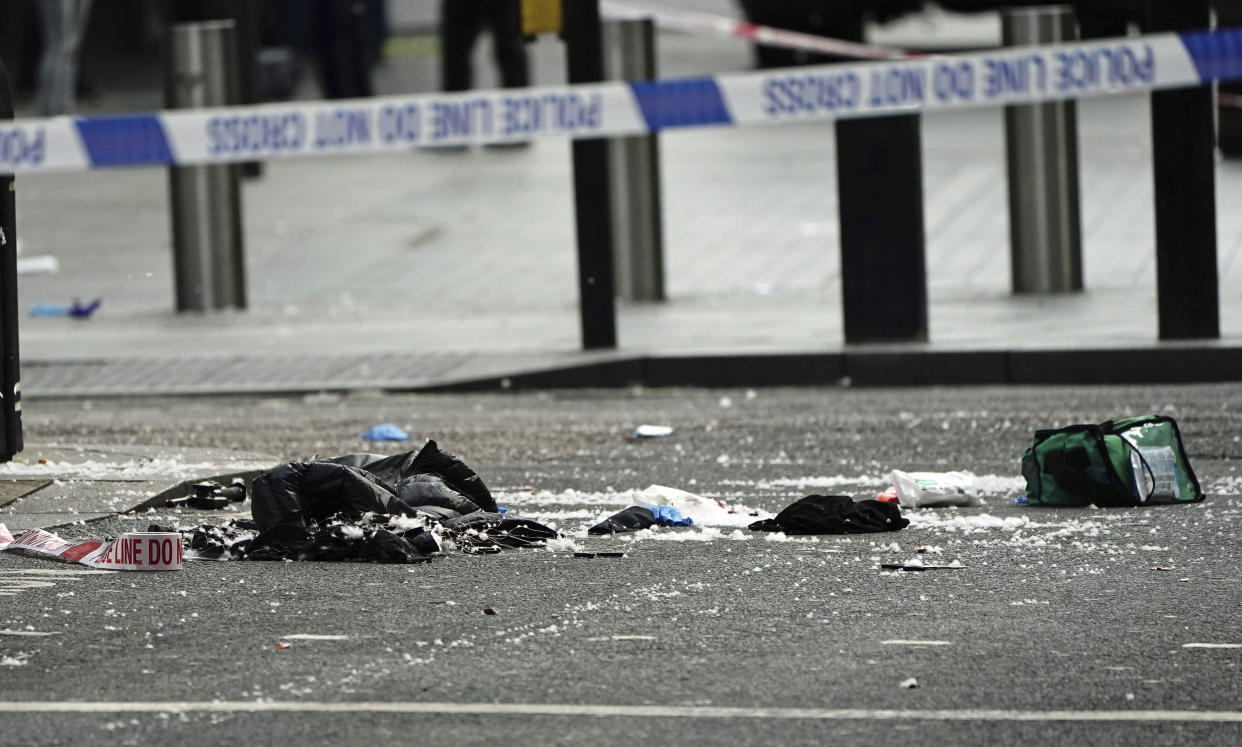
[{"left": 2, "top": 26, "right": 1240, "bottom": 173}]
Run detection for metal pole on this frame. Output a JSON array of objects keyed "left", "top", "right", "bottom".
[
  {"left": 0, "top": 58, "right": 22, "bottom": 461},
  {"left": 166, "top": 21, "right": 247, "bottom": 312},
  {"left": 565, "top": 0, "right": 618, "bottom": 349},
  {"left": 603, "top": 17, "right": 665, "bottom": 302},
  {"left": 1147, "top": 0, "right": 1219, "bottom": 339},
  {"left": 1003, "top": 5, "right": 1083, "bottom": 294}
]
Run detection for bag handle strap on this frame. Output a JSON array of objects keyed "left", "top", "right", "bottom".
[{"left": 1118, "top": 436, "right": 1157, "bottom": 502}]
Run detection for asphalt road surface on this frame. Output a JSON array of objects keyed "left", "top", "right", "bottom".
[{"left": 2, "top": 384, "right": 1240, "bottom": 746}]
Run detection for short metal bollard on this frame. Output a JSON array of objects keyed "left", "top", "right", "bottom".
[
  {"left": 1003, "top": 5, "right": 1083, "bottom": 294},
  {"left": 603, "top": 17, "right": 665, "bottom": 302},
  {"left": 166, "top": 21, "right": 247, "bottom": 312},
  {"left": 0, "top": 58, "right": 22, "bottom": 461}
]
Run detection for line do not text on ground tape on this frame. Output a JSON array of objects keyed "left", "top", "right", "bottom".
[
  {"left": 0, "top": 26, "right": 1240, "bottom": 172},
  {"left": 0, "top": 524, "right": 183, "bottom": 571}
]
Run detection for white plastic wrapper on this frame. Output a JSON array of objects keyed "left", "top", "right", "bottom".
[
  {"left": 635, "top": 484, "right": 762, "bottom": 527},
  {"left": 888, "top": 470, "right": 981, "bottom": 508}
]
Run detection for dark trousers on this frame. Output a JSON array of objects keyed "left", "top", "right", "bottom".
[
  {"left": 311, "top": 0, "right": 373, "bottom": 99},
  {"left": 439, "top": 0, "right": 528, "bottom": 91}
]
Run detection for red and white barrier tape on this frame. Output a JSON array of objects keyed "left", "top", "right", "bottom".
[
  {"left": 599, "top": 0, "right": 921, "bottom": 60},
  {"left": 0, "top": 523, "right": 183, "bottom": 571}
]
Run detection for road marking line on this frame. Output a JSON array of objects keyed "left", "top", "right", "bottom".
[
  {"left": 1183, "top": 643, "right": 1242, "bottom": 649},
  {"left": 0, "top": 630, "right": 59, "bottom": 637},
  {"left": 281, "top": 635, "right": 350, "bottom": 641},
  {"left": 0, "top": 702, "right": 1239, "bottom": 722},
  {"left": 881, "top": 640, "right": 953, "bottom": 646}
]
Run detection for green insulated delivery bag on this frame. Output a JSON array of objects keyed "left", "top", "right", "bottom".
[{"left": 1021, "top": 415, "right": 1204, "bottom": 507}]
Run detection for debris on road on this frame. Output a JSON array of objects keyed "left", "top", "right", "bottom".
[
  {"left": 588, "top": 505, "right": 692, "bottom": 534},
  {"left": 900, "top": 678, "right": 920, "bottom": 689},
  {"left": 28, "top": 297, "right": 101, "bottom": 319},
  {"left": 888, "top": 470, "right": 980, "bottom": 508},
  {"left": 362, "top": 423, "right": 411, "bottom": 442},
  {"left": 1021, "top": 415, "right": 1204, "bottom": 507},
  {"left": 166, "top": 479, "right": 247, "bottom": 510},
  {"left": 635, "top": 484, "right": 758, "bottom": 526},
  {"left": 15, "top": 254, "right": 59, "bottom": 274},
  {"left": 633, "top": 424, "right": 674, "bottom": 439},
  {"left": 881, "top": 560, "right": 965, "bottom": 572},
  {"left": 748, "top": 495, "right": 909, "bottom": 535},
  {"left": 169, "top": 440, "right": 557, "bottom": 563}
]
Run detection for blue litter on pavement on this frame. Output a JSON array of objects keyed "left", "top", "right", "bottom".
[
  {"left": 362, "top": 423, "right": 410, "bottom": 441},
  {"left": 29, "top": 298, "right": 101, "bottom": 319},
  {"left": 650, "top": 505, "right": 693, "bottom": 527}
]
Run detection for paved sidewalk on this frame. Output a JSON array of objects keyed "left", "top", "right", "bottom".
[{"left": 10, "top": 5, "right": 1242, "bottom": 395}]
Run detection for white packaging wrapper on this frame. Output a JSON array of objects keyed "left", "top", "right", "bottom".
[{"left": 888, "top": 470, "right": 980, "bottom": 508}]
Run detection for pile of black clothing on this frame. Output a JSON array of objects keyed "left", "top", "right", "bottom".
[
  {"left": 174, "top": 440, "right": 557, "bottom": 564},
  {"left": 747, "top": 494, "right": 909, "bottom": 535}
]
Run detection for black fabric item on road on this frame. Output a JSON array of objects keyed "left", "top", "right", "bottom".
[
  {"left": 748, "top": 495, "right": 909, "bottom": 535},
  {"left": 328, "top": 440, "right": 497, "bottom": 512},
  {"left": 250, "top": 439, "right": 496, "bottom": 552},
  {"left": 441, "top": 511, "right": 559, "bottom": 549},
  {"left": 588, "top": 506, "right": 657, "bottom": 534}
]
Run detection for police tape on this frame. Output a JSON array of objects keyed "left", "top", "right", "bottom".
[
  {"left": 0, "top": 25, "right": 1240, "bottom": 173},
  {"left": 0, "top": 524, "right": 183, "bottom": 571},
  {"left": 599, "top": 0, "right": 917, "bottom": 61}
]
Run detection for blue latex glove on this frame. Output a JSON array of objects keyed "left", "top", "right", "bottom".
[{"left": 650, "top": 505, "right": 693, "bottom": 527}]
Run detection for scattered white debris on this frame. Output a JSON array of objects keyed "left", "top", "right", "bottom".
[
  {"left": 544, "top": 536, "right": 582, "bottom": 553},
  {"left": 634, "top": 425, "right": 674, "bottom": 438},
  {"left": 899, "top": 678, "right": 920, "bottom": 689}
]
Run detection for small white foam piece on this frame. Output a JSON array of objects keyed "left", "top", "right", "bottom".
[
  {"left": 634, "top": 425, "right": 674, "bottom": 438},
  {"left": 16, "top": 255, "right": 58, "bottom": 274}
]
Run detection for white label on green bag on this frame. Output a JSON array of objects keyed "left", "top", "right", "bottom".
[{"left": 1129, "top": 445, "right": 1180, "bottom": 502}]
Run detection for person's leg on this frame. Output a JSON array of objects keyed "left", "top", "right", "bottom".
[
  {"left": 37, "top": 0, "right": 90, "bottom": 116},
  {"left": 312, "top": 0, "right": 372, "bottom": 99},
  {"left": 440, "top": 0, "right": 483, "bottom": 91},
  {"left": 483, "top": 0, "right": 527, "bottom": 88}
]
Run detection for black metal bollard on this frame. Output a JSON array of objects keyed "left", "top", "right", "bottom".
[
  {"left": 1220, "top": 2, "right": 1242, "bottom": 158},
  {"left": 564, "top": 0, "right": 618, "bottom": 350},
  {"left": 1147, "top": 0, "right": 1219, "bottom": 340},
  {"left": 836, "top": 114, "right": 928, "bottom": 343},
  {"left": 0, "top": 59, "right": 23, "bottom": 461}
]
